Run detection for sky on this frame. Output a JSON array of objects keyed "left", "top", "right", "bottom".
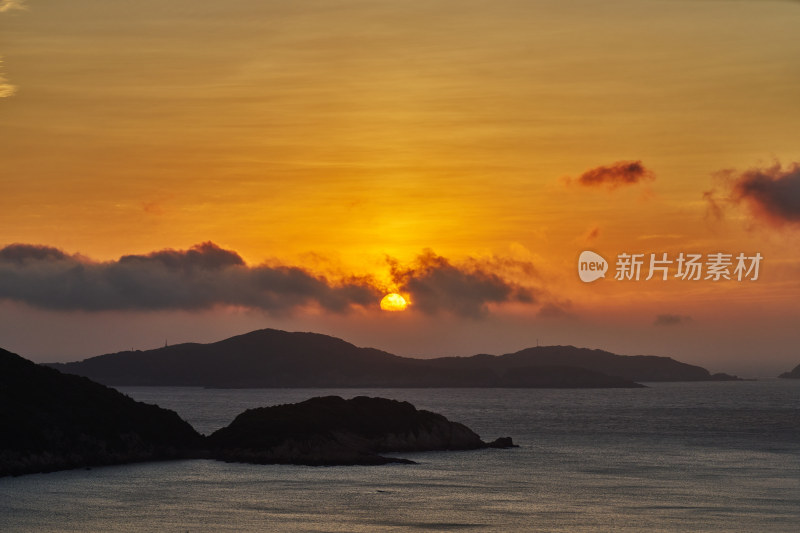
[{"left": 1, "top": 0, "right": 799, "bottom": 376}]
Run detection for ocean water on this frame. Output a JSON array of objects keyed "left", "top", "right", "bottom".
[{"left": 2, "top": 381, "right": 799, "bottom": 532}]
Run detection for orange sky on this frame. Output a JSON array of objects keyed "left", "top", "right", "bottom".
[{"left": 1, "top": 0, "right": 799, "bottom": 375}]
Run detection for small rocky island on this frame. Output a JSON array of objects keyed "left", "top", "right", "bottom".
[
  {"left": 208, "top": 395, "right": 515, "bottom": 466},
  {"left": 1, "top": 347, "right": 514, "bottom": 476}
]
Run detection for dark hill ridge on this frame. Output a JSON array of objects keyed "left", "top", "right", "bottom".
[
  {"left": 46, "top": 328, "right": 737, "bottom": 387},
  {"left": 778, "top": 364, "right": 800, "bottom": 379},
  {"left": 428, "top": 346, "right": 722, "bottom": 383},
  {"left": 46, "top": 329, "right": 414, "bottom": 387},
  {"left": 0, "top": 347, "right": 201, "bottom": 477}
]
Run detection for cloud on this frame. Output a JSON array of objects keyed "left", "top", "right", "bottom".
[
  {"left": 0, "top": 0, "right": 25, "bottom": 13},
  {"left": 570, "top": 160, "right": 655, "bottom": 190},
  {"left": 1, "top": 2, "right": 26, "bottom": 98},
  {"left": 0, "top": 243, "right": 546, "bottom": 317},
  {"left": 584, "top": 226, "right": 600, "bottom": 242},
  {"left": 729, "top": 163, "right": 800, "bottom": 227},
  {"left": 654, "top": 314, "right": 693, "bottom": 326},
  {"left": 702, "top": 188, "right": 725, "bottom": 221},
  {"left": 388, "top": 249, "right": 537, "bottom": 318},
  {"left": 537, "top": 301, "right": 573, "bottom": 319},
  {"left": 0, "top": 242, "right": 380, "bottom": 313},
  {"left": 0, "top": 58, "right": 16, "bottom": 98},
  {"left": 703, "top": 162, "right": 800, "bottom": 228},
  {"left": 0, "top": 79, "right": 14, "bottom": 98},
  {"left": 0, "top": 243, "right": 69, "bottom": 263},
  {"left": 141, "top": 200, "right": 165, "bottom": 215}
]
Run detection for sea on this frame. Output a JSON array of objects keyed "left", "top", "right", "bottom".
[{"left": 1, "top": 380, "right": 799, "bottom": 532}]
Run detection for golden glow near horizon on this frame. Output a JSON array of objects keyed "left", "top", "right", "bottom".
[
  {"left": 1, "top": 1, "right": 797, "bottom": 262},
  {"left": 0, "top": 0, "right": 799, "bottom": 368},
  {"left": 380, "top": 293, "right": 409, "bottom": 312}
]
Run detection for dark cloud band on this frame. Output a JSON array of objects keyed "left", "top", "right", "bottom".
[
  {"left": 0, "top": 242, "right": 379, "bottom": 313},
  {"left": 0, "top": 243, "right": 543, "bottom": 317}
]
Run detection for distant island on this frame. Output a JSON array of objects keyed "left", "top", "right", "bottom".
[
  {"left": 46, "top": 328, "right": 741, "bottom": 388},
  {"left": 1, "top": 347, "right": 513, "bottom": 476},
  {"left": 778, "top": 364, "right": 800, "bottom": 379}
]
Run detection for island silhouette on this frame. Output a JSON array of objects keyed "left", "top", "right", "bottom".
[
  {"left": 1, "top": 347, "right": 513, "bottom": 477},
  {"left": 45, "top": 328, "right": 740, "bottom": 388},
  {"left": 4, "top": 329, "right": 746, "bottom": 476}
]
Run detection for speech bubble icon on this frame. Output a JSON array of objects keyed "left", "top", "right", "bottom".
[{"left": 578, "top": 251, "right": 608, "bottom": 283}]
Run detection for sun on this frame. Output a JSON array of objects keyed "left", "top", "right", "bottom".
[{"left": 380, "top": 293, "right": 408, "bottom": 312}]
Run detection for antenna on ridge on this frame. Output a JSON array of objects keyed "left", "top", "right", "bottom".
[{"left": 165, "top": 339, "right": 168, "bottom": 348}]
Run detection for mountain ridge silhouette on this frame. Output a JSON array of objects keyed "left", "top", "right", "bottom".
[{"left": 45, "top": 328, "right": 738, "bottom": 387}]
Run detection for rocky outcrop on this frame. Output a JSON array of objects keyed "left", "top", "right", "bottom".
[
  {"left": 207, "top": 396, "right": 515, "bottom": 465},
  {"left": 779, "top": 364, "right": 800, "bottom": 379},
  {"left": 709, "top": 372, "right": 743, "bottom": 381},
  {"left": 0, "top": 347, "right": 202, "bottom": 477}
]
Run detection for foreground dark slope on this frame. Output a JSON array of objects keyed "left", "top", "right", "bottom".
[
  {"left": 0, "top": 347, "right": 201, "bottom": 477},
  {"left": 48, "top": 328, "right": 735, "bottom": 388}
]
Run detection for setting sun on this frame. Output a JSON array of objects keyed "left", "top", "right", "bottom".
[{"left": 380, "top": 293, "right": 408, "bottom": 312}]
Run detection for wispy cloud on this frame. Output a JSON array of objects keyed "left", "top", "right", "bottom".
[
  {"left": 568, "top": 160, "right": 656, "bottom": 190},
  {"left": 654, "top": 314, "right": 692, "bottom": 326},
  {"left": 584, "top": 226, "right": 600, "bottom": 242},
  {"left": 0, "top": 0, "right": 26, "bottom": 13},
  {"left": 0, "top": 1, "right": 25, "bottom": 97},
  {"left": 537, "top": 301, "right": 573, "bottom": 319},
  {"left": 702, "top": 188, "right": 725, "bottom": 221},
  {"left": 0, "top": 58, "right": 16, "bottom": 98},
  {"left": 388, "top": 249, "right": 537, "bottom": 318}
]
